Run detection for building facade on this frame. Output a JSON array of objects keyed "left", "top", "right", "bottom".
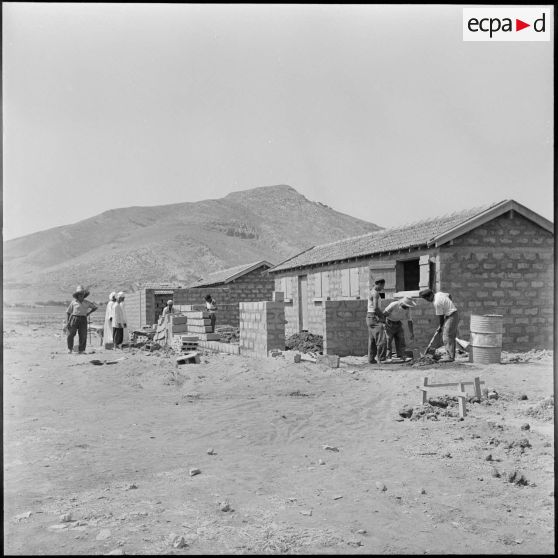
[
  {"left": 268, "top": 200, "right": 553, "bottom": 354},
  {"left": 126, "top": 260, "right": 275, "bottom": 331}
]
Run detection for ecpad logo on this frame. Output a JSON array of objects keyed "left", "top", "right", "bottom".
[{"left": 463, "top": 8, "right": 551, "bottom": 41}]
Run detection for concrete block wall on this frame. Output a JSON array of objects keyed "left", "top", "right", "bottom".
[
  {"left": 239, "top": 301, "right": 286, "bottom": 358},
  {"left": 322, "top": 300, "right": 368, "bottom": 356},
  {"left": 125, "top": 291, "right": 143, "bottom": 331},
  {"left": 173, "top": 268, "right": 275, "bottom": 328},
  {"left": 439, "top": 213, "right": 554, "bottom": 350}
]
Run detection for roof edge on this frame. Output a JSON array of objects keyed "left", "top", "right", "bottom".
[{"left": 432, "top": 200, "right": 553, "bottom": 246}]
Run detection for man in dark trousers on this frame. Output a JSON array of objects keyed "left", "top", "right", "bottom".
[
  {"left": 366, "top": 279, "right": 387, "bottom": 364},
  {"left": 419, "top": 288, "right": 459, "bottom": 362}
]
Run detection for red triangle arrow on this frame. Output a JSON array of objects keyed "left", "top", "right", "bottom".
[{"left": 516, "top": 19, "right": 530, "bottom": 31}]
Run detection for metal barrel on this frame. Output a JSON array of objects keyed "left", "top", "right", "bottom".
[{"left": 469, "top": 314, "right": 503, "bottom": 364}]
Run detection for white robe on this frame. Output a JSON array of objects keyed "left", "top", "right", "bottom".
[{"left": 103, "top": 300, "right": 116, "bottom": 347}]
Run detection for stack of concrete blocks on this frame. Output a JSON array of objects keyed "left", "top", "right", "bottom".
[
  {"left": 239, "top": 294, "right": 286, "bottom": 358},
  {"left": 170, "top": 314, "right": 188, "bottom": 334},
  {"left": 172, "top": 335, "right": 199, "bottom": 353},
  {"left": 180, "top": 304, "right": 221, "bottom": 341}
]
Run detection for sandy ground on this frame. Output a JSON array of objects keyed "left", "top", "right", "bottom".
[{"left": 3, "top": 312, "right": 555, "bottom": 555}]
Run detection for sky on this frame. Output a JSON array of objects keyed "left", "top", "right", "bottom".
[{"left": 2, "top": 3, "right": 554, "bottom": 240}]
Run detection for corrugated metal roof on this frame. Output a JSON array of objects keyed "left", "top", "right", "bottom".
[
  {"left": 189, "top": 260, "right": 273, "bottom": 288},
  {"left": 269, "top": 201, "right": 505, "bottom": 272}
]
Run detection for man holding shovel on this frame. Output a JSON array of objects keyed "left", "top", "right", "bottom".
[
  {"left": 419, "top": 288, "right": 459, "bottom": 362},
  {"left": 383, "top": 296, "right": 416, "bottom": 362}
]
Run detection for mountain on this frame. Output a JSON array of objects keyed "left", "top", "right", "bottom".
[{"left": 3, "top": 185, "right": 382, "bottom": 304}]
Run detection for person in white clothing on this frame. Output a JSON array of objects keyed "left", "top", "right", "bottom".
[
  {"left": 113, "top": 292, "right": 128, "bottom": 349},
  {"left": 419, "top": 288, "right": 459, "bottom": 362},
  {"left": 103, "top": 292, "right": 117, "bottom": 349}
]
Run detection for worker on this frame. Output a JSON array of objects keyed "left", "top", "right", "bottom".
[
  {"left": 161, "top": 299, "right": 174, "bottom": 321},
  {"left": 419, "top": 288, "right": 459, "bottom": 362},
  {"left": 204, "top": 294, "right": 217, "bottom": 332},
  {"left": 66, "top": 285, "right": 98, "bottom": 354},
  {"left": 366, "top": 278, "right": 388, "bottom": 364},
  {"left": 383, "top": 296, "right": 416, "bottom": 362}
]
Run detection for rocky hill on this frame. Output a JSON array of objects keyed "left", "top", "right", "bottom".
[{"left": 3, "top": 185, "right": 382, "bottom": 304}]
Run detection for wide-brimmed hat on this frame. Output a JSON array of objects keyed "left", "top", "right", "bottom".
[
  {"left": 117, "top": 291, "right": 125, "bottom": 299},
  {"left": 400, "top": 296, "right": 417, "bottom": 307},
  {"left": 167, "top": 299, "right": 173, "bottom": 305},
  {"left": 73, "top": 285, "right": 89, "bottom": 298},
  {"left": 419, "top": 288, "right": 433, "bottom": 299},
  {"left": 109, "top": 291, "right": 116, "bottom": 300}
]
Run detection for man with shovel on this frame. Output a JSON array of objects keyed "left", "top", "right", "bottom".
[
  {"left": 383, "top": 296, "right": 416, "bottom": 362},
  {"left": 419, "top": 288, "right": 459, "bottom": 362}
]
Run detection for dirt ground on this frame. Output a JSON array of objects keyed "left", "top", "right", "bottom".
[{"left": 3, "top": 311, "right": 555, "bottom": 555}]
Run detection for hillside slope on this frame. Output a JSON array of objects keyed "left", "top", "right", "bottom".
[{"left": 3, "top": 185, "right": 382, "bottom": 304}]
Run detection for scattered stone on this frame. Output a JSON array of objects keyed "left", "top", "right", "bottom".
[
  {"left": 347, "top": 540, "right": 363, "bottom": 547},
  {"left": 96, "top": 529, "right": 111, "bottom": 541},
  {"left": 49, "top": 524, "right": 70, "bottom": 530},
  {"left": 443, "top": 452, "right": 452, "bottom": 458},
  {"left": 419, "top": 488, "right": 426, "bottom": 495},
  {"left": 299, "top": 509, "right": 312, "bottom": 516},
  {"left": 15, "top": 511, "right": 32, "bottom": 521},
  {"left": 491, "top": 468, "right": 501, "bottom": 478},
  {"left": 207, "top": 448, "right": 216, "bottom": 455},
  {"left": 520, "top": 423, "right": 530, "bottom": 431},
  {"left": 507, "top": 470, "right": 529, "bottom": 486},
  {"left": 356, "top": 529, "right": 367, "bottom": 535},
  {"left": 485, "top": 454, "right": 493, "bottom": 461},
  {"left": 318, "top": 459, "right": 325, "bottom": 465},
  {"left": 189, "top": 468, "right": 201, "bottom": 477},
  {"left": 107, "top": 550, "right": 125, "bottom": 556},
  {"left": 294, "top": 354, "right": 302, "bottom": 363},
  {"left": 125, "top": 484, "right": 138, "bottom": 490},
  {"left": 519, "top": 394, "right": 528, "bottom": 400},
  {"left": 219, "top": 501, "right": 232, "bottom": 512},
  {"left": 395, "top": 417, "right": 405, "bottom": 422},
  {"left": 60, "top": 513, "right": 73, "bottom": 522},
  {"left": 398, "top": 405, "right": 413, "bottom": 419},
  {"left": 169, "top": 534, "right": 188, "bottom": 549},
  {"left": 375, "top": 482, "right": 387, "bottom": 492},
  {"left": 322, "top": 445, "right": 339, "bottom": 452},
  {"left": 332, "top": 495, "right": 343, "bottom": 500},
  {"left": 487, "top": 391, "right": 499, "bottom": 400},
  {"left": 478, "top": 477, "right": 484, "bottom": 481}
]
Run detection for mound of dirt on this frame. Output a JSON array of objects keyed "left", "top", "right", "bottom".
[
  {"left": 525, "top": 396, "right": 554, "bottom": 422},
  {"left": 285, "top": 332, "right": 323, "bottom": 354}
]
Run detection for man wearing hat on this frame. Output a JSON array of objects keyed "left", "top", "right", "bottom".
[
  {"left": 113, "top": 292, "right": 128, "bottom": 349},
  {"left": 383, "top": 296, "right": 416, "bottom": 362},
  {"left": 419, "top": 288, "right": 459, "bottom": 362},
  {"left": 66, "top": 285, "right": 98, "bottom": 353},
  {"left": 366, "top": 278, "right": 388, "bottom": 364}
]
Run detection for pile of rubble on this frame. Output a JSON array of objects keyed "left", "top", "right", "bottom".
[
  {"left": 525, "top": 396, "right": 554, "bottom": 422},
  {"left": 215, "top": 325, "right": 239, "bottom": 344},
  {"left": 285, "top": 332, "right": 323, "bottom": 354},
  {"left": 501, "top": 349, "right": 553, "bottom": 363}
]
